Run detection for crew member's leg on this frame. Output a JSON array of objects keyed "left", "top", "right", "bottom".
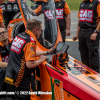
[
  {"left": 44, "top": 28, "right": 52, "bottom": 43},
  {"left": 0, "top": 68, "right": 7, "bottom": 99},
  {"left": 78, "top": 29, "right": 90, "bottom": 67},
  {"left": 87, "top": 29, "right": 99, "bottom": 73},
  {"left": 61, "top": 31, "right": 66, "bottom": 43}
]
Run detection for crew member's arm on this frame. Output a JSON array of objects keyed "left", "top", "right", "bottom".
[
  {"left": 36, "top": 46, "right": 55, "bottom": 56},
  {"left": 64, "top": 2, "right": 71, "bottom": 36},
  {"left": 73, "top": 19, "right": 80, "bottom": 41},
  {"left": 28, "top": 5, "right": 42, "bottom": 16},
  {"left": 0, "top": 16, "right": 5, "bottom": 28},
  {"left": 0, "top": 53, "right": 7, "bottom": 68},
  {"left": 26, "top": 55, "right": 48, "bottom": 68},
  {"left": 28, "top": 7, "right": 37, "bottom": 16},
  {"left": 73, "top": 11, "right": 80, "bottom": 41},
  {"left": 0, "top": 8, "right": 5, "bottom": 28},
  {"left": 24, "top": 42, "right": 48, "bottom": 69},
  {"left": 90, "top": 3, "right": 100, "bottom": 41}
]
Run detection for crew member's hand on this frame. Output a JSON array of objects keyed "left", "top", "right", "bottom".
[
  {"left": 66, "top": 29, "right": 70, "bottom": 36},
  {"left": 48, "top": 46, "right": 56, "bottom": 54},
  {"left": 39, "top": 55, "right": 48, "bottom": 61},
  {"left": 73, "top": 35, "right": 78, "bottom": 41},
  {"left": 90, "top": 33, "right": 97, "bottom": 41}
]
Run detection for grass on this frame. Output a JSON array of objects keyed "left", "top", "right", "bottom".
[
  {"left": 4, "top": 0, "right": 82, "bottom": 11},
  {"left": 65, "top": 0, "right": 83, "bottom": 11}
]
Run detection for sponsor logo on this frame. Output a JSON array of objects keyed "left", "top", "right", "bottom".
[
  {"left": 44, "top": 9, "right": 64, "bottom": 20},
  {"left": 56, "top": 9, "right": 64, "bottom": 19},
  {"left": 89, "top": 4, "right": 93, "bottom": 7},
  {"left": 30, "top": 36, "right": 35, "bottom": 42},
  {"left": 58, "top": 3, "right": 61, "bottom": 7},
  {"left": 44, "top": 10, "right": 54, "bottom": 20},
  {"left": 81, "top": 5, "right": 84, "bottom": 6},
  {"left": 51, "top": 77, "right": 64, "bottom": 100},
  {"left": 11, "top": 36, "right": 26, "bottom": 54},
  {"left": 2, "top": 55, "right": 9, "bottom": 62},
  {"left": 30, "top": 45, "right": 35, "bottom": 58},
  {"left": 79, "top": 9, "right": 93, "bottom": 22}
]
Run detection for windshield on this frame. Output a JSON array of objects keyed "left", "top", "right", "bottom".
[{"left": 19, "top": 0, "right": 58, "bottom": 47}]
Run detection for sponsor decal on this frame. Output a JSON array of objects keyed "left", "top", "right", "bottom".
[
  {"left": 56, "top": 9, "right": 64, "bottom": 19},
  {"left": 31, "top": 47, "right": 35, "bottom": 57},
  {"left": 89, "top": 4, "right": 93, "bottom": 7},
  {"left": 98, "top": 0, "right": 100, "bottom": 2},
  {"left": 44, "top": 9, "right": 64, "bottom": 20},
  {"left": 2, "top": 55, "right": 9, "bottom": 62},
  {"left": 30, "top": 36, "right": 35, "bottom": 42},
  {"left": 46, "top": 55, "right": 100, "bottom": 93},
  {"left": 13, "top": 4, "right": 19, "bottom": 11},
  {"left": 31, "top": 47, "right": 34, "bottom": 51},
  {"left": 59, "top": 56, "right": 100, "bottom": 93},
  {"left": 30, "top": 43, "right": 35, "bottom": 58},
  {"left": 79, "top": 9, "right": 93, "bottom": 22},
  {"left": 58, "top": 3, "right": 61, "bottom": 7},
  {"left": 44, "top": 10, "right": 54, "bottom": 20},
  {"left": 11, "top": 36, "right": 26, "bottom": 54},
  {"left": 51, "top": 77, "right": 64, "bottom": 100},
  {"left": 81, "top": 5, "right": 84, "bottom": 6}
]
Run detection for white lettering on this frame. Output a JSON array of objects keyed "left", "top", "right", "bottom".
[
  {"left": 79, "top": 9, "right": 93, "bottom": 22},
  {"left": 11, "top": 36, "right": 26, "bottom": 54}
]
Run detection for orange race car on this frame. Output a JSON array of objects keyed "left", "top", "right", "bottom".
[{"left": 2, "top": 0, "right": 100, "bottom": 100}]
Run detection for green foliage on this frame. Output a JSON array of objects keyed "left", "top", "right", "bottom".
[{"left": 65, "top": 0, "right": 83, "bottom": 11}]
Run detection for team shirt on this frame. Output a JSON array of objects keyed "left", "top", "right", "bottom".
[
  {"left": 5, "top": 30, "right": 36, "bottom": 89},
  {"left": 77, "top": 0, "right": 100, "bottom": 28},
  {"left": 34, "top": 0, "right": 71, "bottom": 31},
  {"left": 0, "top": 39, "right": 12, "bottom": 62}
]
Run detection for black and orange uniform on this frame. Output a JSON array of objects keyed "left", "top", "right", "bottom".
[
  {"left": 5, "top": 30, "right": 36, "bottom": 100},
  {"left": 34, "top": 0, "right": 71, "bottom": 43},
  {"left": 0, "top": 39, "right": 12, "bottom": 91},
  {"left": 0, "top": 6, "right": 3, "bottom": 24},
  {"left": 77, "top": 0, "right": 100, "bottom": 72}
]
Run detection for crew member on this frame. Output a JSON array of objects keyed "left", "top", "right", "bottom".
[
  {"left": 29, "top": 0, "right": 71, "bottom": 43},
  {"left": 5, "top": 19, "right": 55, "bottom": 100},
  {"left": 0, "top": 27, "right": 13, "bottom": 99},
  {"left": 0, "top": 0, "right": 5, "bottom": 27},
  {"left": 73, "top": 0, "right": 100, "bottom": 73}
]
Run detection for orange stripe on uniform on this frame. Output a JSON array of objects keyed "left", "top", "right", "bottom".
[{"left": 14, "top": 60, "right": 26, "bottom": 87}]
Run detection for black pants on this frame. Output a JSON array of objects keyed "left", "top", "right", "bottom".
[
  {"left": 0, "top": 68, "right": 7, "bottom": 91},
  {"left": 78, "top": 28, "right": 99, "bottom": 73},
  {"left": 0, "top": 68, "right": 7, "bottom": 99},
  {"left": 61, "top": 30, "right": 66, "bottom": 43}
]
